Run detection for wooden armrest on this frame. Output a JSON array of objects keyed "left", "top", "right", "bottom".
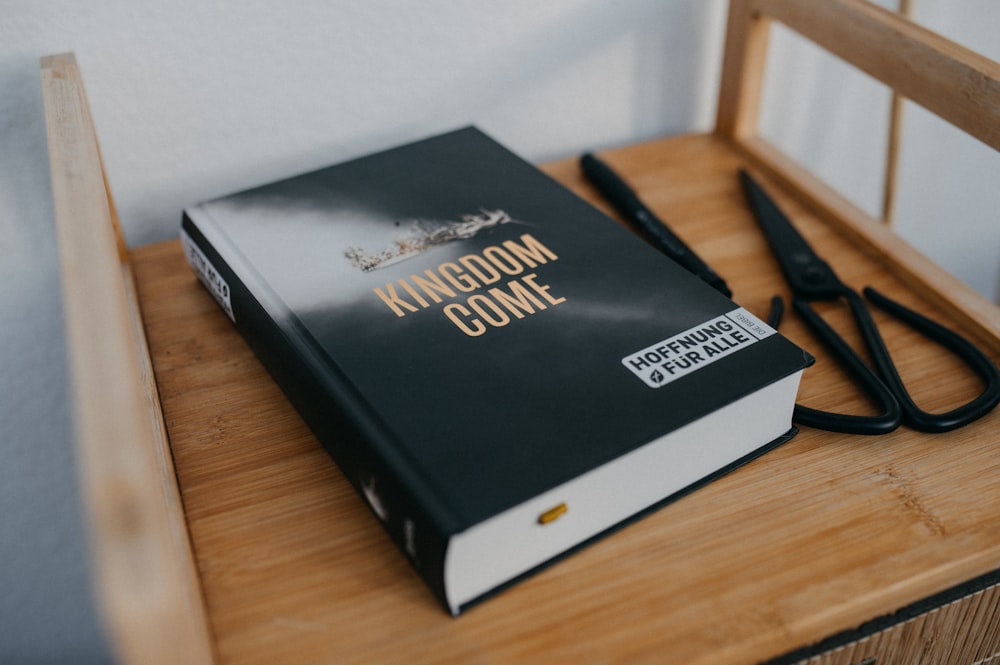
[
  {"left": 718, "top": 0, "right": 1000, "bottom": 149},
  {"left": 40, "top": 52, "right": 214, "bottom": 665}
]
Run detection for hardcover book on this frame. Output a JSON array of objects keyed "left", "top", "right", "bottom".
[{"left": 181, "top": 126, "right": 811, "bottom": 615}]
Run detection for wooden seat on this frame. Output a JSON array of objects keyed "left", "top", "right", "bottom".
[{"left": 42, "top": 1, "right": 1000, "bottom": 664}]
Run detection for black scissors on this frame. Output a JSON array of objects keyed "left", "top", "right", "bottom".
[{"left": 739, "top": 169, "right": 1000, "bottom": 435}]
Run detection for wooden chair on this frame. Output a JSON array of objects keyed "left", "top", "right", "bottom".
[{"left": 41, "top": 1, "right": 1000, "bottom": 663}]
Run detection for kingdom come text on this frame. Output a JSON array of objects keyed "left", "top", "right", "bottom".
[{"left": 372, "top": 233, "right": 566, "bottom": 337}]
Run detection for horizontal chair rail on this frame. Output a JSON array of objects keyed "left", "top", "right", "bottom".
[{"left": 720, "top": 0, "right": 1000, "bottom": 152}]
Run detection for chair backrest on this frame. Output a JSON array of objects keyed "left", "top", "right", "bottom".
[
  {"left": 716, "top": 0, "right": 1000, "bottom": 150},
  {"left": 714, "top": 0, "right": 1000, "bottom": 344}
]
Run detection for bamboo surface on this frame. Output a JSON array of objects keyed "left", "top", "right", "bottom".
[
  {"left": 799, "top": 581, "right": 1000, "bottom": 664},
  {"left": 130, "top": 132, "right": 1000, "bottom": 665}
]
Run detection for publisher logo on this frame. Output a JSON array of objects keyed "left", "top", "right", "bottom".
[{"left": 622, "top": 308, "right": 776, "bottom": 388}]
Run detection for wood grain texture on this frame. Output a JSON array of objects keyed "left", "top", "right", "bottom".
[
  {"left": 131, "top": 133, "right": 1000, "bottom": 665},
  {"left": 793, "top": 581, "right": 1000, "bottom": 664},
  {"left": 40, "top": 53, "right": 215, "bottom": 665}
]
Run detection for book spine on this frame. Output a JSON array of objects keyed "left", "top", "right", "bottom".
[{"left": 180, "top": 214, "right": 454, "bottom": 613}]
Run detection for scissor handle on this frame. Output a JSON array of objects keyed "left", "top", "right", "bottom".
[
  {"left": 862, "top": 287, "right": 1000, "bottom": 432},
  {"left": 788, "top": 293, "right": 903, "bottom": 435}
]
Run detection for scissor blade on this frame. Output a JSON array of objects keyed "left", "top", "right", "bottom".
[{"left": 738, "top": 170, "right": 842, "bottom": 298}]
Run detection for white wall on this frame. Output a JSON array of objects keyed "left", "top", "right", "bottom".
[
  {"left": 1, "top": 1, "right": 996, "bottom": 661},
  {"left": 5, "top": 0, "right": 728, "bottom": 248}
]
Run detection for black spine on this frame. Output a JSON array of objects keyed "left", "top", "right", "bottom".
[{"left": 181, "top": 214, "right": 453, "bottom": 613}]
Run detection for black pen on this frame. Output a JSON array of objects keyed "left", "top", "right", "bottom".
[{"left": 580, "top": 153, "right": 731, "bottom": 298}]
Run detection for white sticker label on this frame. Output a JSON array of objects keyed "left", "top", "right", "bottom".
[
  {"left": 181, "top": 230, "right": 234, "bottom": 322},
  {"left": 622, "top": 307, "right": 776, "bottom": 388}
]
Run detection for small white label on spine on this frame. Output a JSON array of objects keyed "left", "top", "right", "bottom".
[
  {"left": 181, "top": 229, "right": 235, "bottom": 322},
  {"left": 621, "top": 307, "right": 776, "bottom": 388}
]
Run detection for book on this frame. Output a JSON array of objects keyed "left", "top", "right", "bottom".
[{"left": 180, "top": 126, "right": 811, "bottom": 615}]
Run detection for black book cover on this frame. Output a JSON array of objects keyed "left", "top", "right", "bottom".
[{"left": 181, "top": 126, "right": 811, "bottom": 615}]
